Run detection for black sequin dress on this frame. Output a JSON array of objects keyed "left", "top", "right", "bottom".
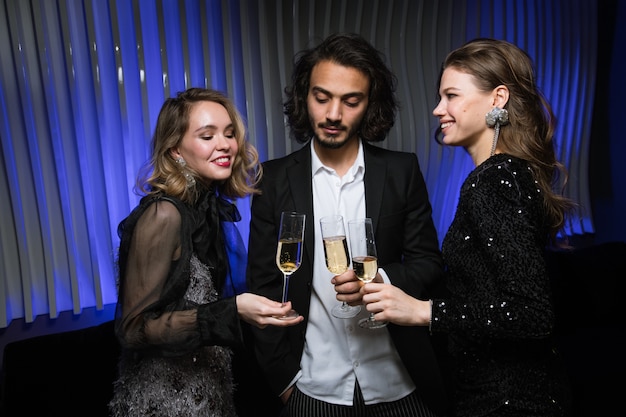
[
  {"left": 109, "top": 190, "right": 243, "bottom": 417},
  {"left": 431, "top": 154, "right": 571, "bottom": 417}
]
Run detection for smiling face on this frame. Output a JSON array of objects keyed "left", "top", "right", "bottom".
[
  {"left": 307, "top": 60, "right": 370, "bottom": 149},
  {"left": 433, "top": 67, "right": 498, "bottom": 160},
  {"left": 170, "top": 100, "right": 238, "bottom": 185}
]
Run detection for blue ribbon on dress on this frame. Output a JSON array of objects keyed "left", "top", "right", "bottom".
[{"left": 221, "top": 219, "right": 248, "bottom": 297}]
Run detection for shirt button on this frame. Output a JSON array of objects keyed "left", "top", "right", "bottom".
[
  {"left": 347, "top": 325, "right": 354, "bottom": 332},
  {"left": 353, "top": 361, "right": 359, "bottom": 368}
]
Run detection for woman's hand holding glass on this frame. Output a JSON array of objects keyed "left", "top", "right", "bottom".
[
  {"left": 235, "top": 293, "right": 303, "bottom": 328},
  {"left": 360, "top": 283, "right": 431, "bottom": 327},
  {"left": 347, "top": 218, "right": 387, "bottom": 329}
]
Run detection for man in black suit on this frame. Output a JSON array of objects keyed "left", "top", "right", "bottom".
[{"left": 247, "top": 33, "right": 447, "bottom": 417}]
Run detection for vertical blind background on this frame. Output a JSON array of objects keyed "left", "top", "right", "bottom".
[{"left": 0, "top": 0, "right": 598, "bottom": 328}]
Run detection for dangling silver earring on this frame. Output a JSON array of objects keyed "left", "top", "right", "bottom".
[
  {"left": 485, "top": 107, "right": 509, "bottom": 156},
  {"left": 175, "top": 156, "right": 196, "bottom": 188}
]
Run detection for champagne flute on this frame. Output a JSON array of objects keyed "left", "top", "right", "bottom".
[
  {"left": 347, "top": 218, "right": 387, "bottom": 329},
  {"left": 275, "top": 211, "right": 306, "bottom": 319},
  {"left": 320, "top": 215, "right": 362, "bottom": 319}
]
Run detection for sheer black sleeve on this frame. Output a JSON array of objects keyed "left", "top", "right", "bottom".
[{"left": 115, "top": 199, "right": 242, "bottom": 356}]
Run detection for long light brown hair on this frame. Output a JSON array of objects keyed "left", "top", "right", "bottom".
[
  {"left": 136, "top": 88, "right": 261, "bottom": 203},
  {"left": 439, "top": 38, "right": 574, "bottom": 243}
]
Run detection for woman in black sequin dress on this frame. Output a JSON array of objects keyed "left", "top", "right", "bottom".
[
  {"left": 361, "top": 39, "right": 573, "bottom": 417},
  {"left": 108, "top": 88, "right": 302, "bottom": 417}
]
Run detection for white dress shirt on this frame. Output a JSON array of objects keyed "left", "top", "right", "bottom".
[{"left": 295, "top": 140, "right": 415, "bottom": 405}]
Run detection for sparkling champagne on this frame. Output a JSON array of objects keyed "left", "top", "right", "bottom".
[
  {"left": 352, "top": 255, "right": 377, "bottom": 283},
  {"left": 323, "top": 235, "right": 349, "bottom": 274},
  {"left": 276, "top": 239, "right": 303, "bottom": 275}
]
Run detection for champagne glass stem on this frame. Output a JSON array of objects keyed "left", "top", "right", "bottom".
[{"left": 281, "top": 274, "right": 290, "bottom": 305}]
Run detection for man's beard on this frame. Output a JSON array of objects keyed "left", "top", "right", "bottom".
[{"left": 314, "top": 125, "right": 357, "bottom": 149}]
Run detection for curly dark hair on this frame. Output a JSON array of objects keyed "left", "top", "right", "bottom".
[{"left": 284, "top": 32, "right": 399, "bottom": 143}]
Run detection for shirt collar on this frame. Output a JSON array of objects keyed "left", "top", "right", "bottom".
[{"left": 310, "top": 139, "right": 365, "bottom": 177}]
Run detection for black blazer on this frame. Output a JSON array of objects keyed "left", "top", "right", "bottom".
[{"left": 247, "top": 141, "right": 448, "bottom": 415}]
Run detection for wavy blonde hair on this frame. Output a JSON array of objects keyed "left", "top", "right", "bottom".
[{"left": 136, "top": 88, "right": 261, "bottom": 203}]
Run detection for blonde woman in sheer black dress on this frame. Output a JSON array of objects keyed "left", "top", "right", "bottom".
[{"left": 109, "top": 88, "right": 302, "bottom": 417}]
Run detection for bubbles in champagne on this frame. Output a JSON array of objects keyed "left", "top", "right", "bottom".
[
  {"left": 276, "top": 239, "right": 303, "bottom": 274},
  {"left": 323, "top": 236, "right": 349, "bottom": 274}
]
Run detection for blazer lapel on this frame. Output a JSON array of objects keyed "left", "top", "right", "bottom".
[
  {"left": 286, "top": 145, "right": 315, "bottom": 266},
  {"left": 363, "top": 143, "right": 386, "bottom": 233}
]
